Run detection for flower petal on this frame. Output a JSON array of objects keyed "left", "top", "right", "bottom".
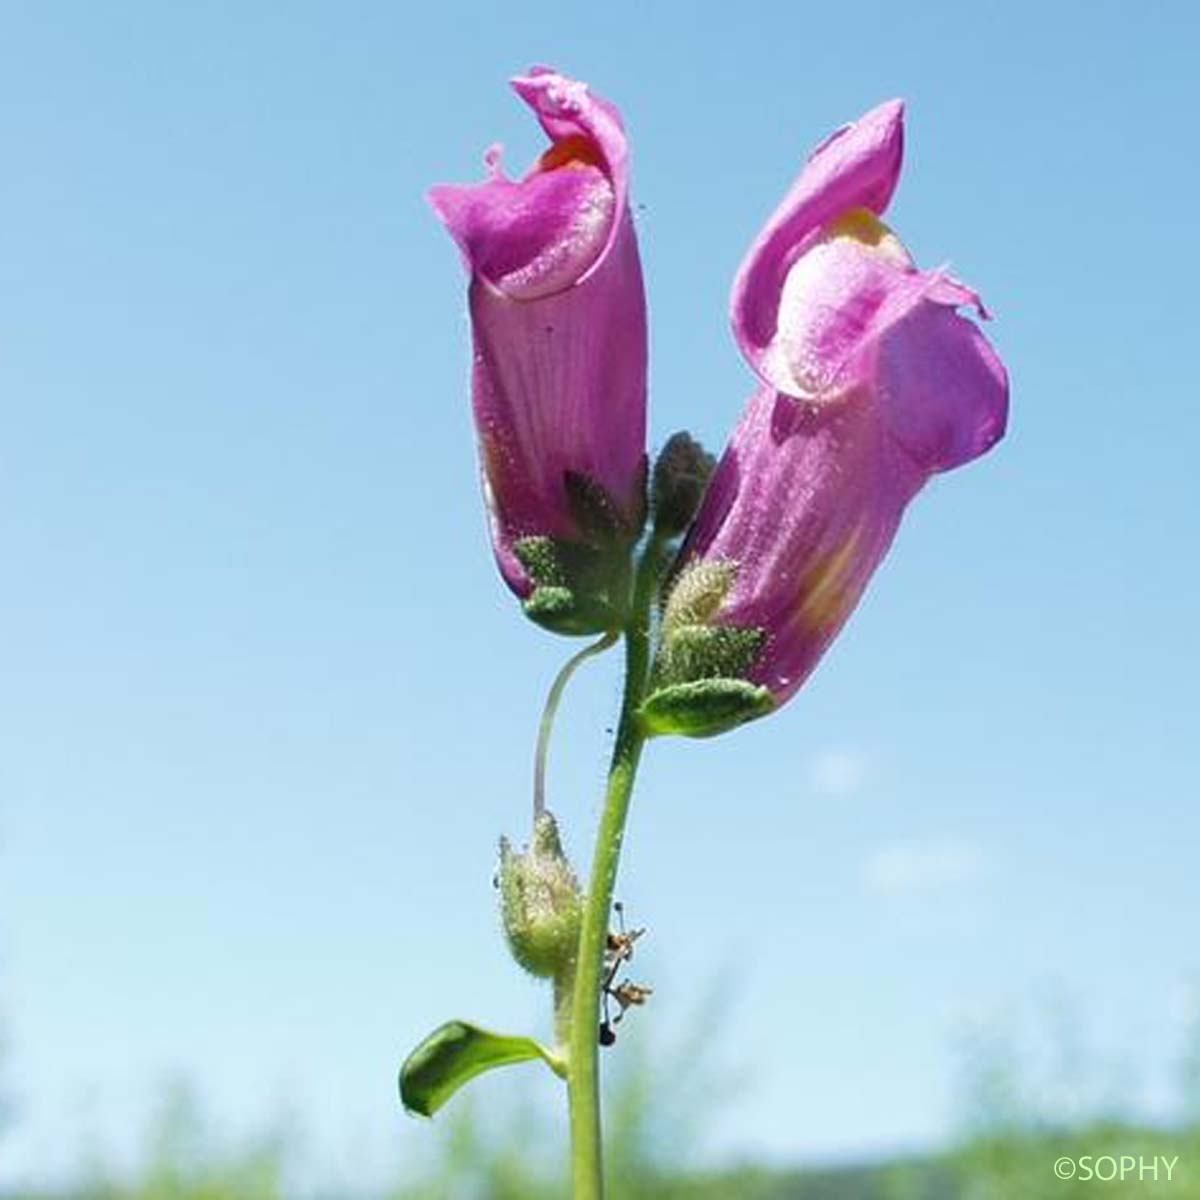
[
  {"left": 680, "top": 386, "right": 921, "bottom": 703},
  {"left": 732, "top": 99, "right": 905, "bottom": 382},
  {"left": 509, "top": 66, "right": 630, "bottom": 238},
  {"left": 876, "top": 302, "right": 1009, "bottom": 473},
  {"left": 429, "top": 68, "right": 631, "bottom": 301},
  {"left": 429, "top": 163, "right": 615, "bottom": 300},
  {"left": 762, "top": 216, "right": 928, "bottom": 401},
  {"left": 468, "top": 212, "right": 647, "bottom": 547}
]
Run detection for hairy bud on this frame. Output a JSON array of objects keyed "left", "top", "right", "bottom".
[
  {"left": 651, "top": 432, "right": 715, "bottom": 537},
  {"left": 497, "top": 812, "right": 582, "bottom": 979}
]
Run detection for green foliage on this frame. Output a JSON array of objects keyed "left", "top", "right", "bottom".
[
  {"left": 642, "top": 556, "right": 773, "bottom": 736},
  {"left": 64, "top": 1084, "right": 286, "bottom": 1200},
  {"left": 384, "top": 1095, "right": 560, "bottom": 1200},
  {"left": 513, "top": 535, "right": 630, "bottom": 635},
  {"left": 391, "top": 982, "right": 745, "bottom": 1198},
  {"left": 509, "top": 467, "right": 645, "bottom": 635},
  {"left": 399, "top": 1021, "right": 561, "bottom": 1118},
  {"left": 651, "top": 625, "right": 765, "bottom": 689},
  {"left": 639, "top": 678, "right": 775, "bottom": 738},
  {"left": 941, "top": 1004, "right": 1200, "bottom": 1199},
  {"left": 16, "top": 1002, "right": 1200, "bottom": 1199}
]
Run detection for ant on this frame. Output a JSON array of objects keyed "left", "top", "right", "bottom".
[{"left": 598, "top": 901, "right": 653, "bottom": 1047}]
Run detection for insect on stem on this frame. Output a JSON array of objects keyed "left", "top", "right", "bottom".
[{"left": 598, "top": 900, "right": 652, "bottom": 1046}]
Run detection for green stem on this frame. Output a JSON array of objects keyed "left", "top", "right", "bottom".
[
  {"left": 553, "top": 963, "right": 576, "bottom": 1054},
  {"left": 534, "top": 629, "right": 620, "bottom": 821},
  {"left": 567, "top": 536, "right": 666, "bottom": 1199}
]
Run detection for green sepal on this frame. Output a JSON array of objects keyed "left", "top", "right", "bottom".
[
  {"left": 508, "top": 467, "right": 647, "bottom": 635},
  {"left": 638, "top": 678, "right": 775, "bottom": 738},
  {"left": 399, "top": 1020, "right": 565, "bottom": 1118},
  {"left": 514, "top": 536, "right": 630, "bottom": 636},
  {"left": 645, "top": 557, "right": 772, "bottom": 736},
  {"left": 652, "top": 623, "right": 765, "bottom": 689},
  {"left": 522, "top": 585, "right": 590, "bottom": 631},
  {"left": 658, "top": 559, "right": 736, "bottom": 627},
  {"left": 512, "top": 537, "right": 567, "bottom": 590}
]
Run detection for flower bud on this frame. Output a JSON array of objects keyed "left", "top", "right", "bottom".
[
  {"left": 651, "top": 431, "right": 716, "bottom": 537},
  {"left": 497, "top": 812, "right": 582, "bottom": 979}
]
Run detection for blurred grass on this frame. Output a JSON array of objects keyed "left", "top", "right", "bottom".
[{"left": 5, "top": 1000, "right": 1200, "bottom": 1199}]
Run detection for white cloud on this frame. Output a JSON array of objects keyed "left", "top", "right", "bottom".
[
  {"left": 862, "top": 836, "right": 985, "bottom": 895},
  {"left": 806, "top": 748, "right": 868, "bottom": 798}
]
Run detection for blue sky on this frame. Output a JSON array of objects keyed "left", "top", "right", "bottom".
[{"left": 2, "top": 0, "right": 1198, "bottom": 1187}]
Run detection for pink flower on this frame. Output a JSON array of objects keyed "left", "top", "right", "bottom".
[
  {"left": 642, "top": 100, "right": 1009, "bottom": 737},
  {"left": 429, "top": 68, "right": 648, "bottom": 634}
]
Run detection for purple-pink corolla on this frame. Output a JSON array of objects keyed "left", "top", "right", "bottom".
[
  {"left": 429, "top": 68, "right": 648, "bottom": 635},
  {"left": 642, "top": 99, "right": 1009, "bottom": 737}
]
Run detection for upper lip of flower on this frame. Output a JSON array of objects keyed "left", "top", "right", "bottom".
[
  {"left": 730, "top": 98, "right": 906, "bottom": 390},
  {"left": 509, "top": 68, "right": 631, "bottom": 273},
  {"left": 428, "top": 68, "right": 632, "bottom": 300}
]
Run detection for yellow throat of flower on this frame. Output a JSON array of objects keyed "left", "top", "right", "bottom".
[{"left": 824, "top": 206, "right": 912, "bottom": 267}]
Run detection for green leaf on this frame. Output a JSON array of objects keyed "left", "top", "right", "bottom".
[
  {"left": 398, "top": 1020, "right": 564, "bottom": 1118},
  {"left": 639, "top": 678, "right": 775, "bottom": 738}
]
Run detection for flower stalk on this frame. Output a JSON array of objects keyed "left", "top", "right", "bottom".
[
  {"left": 534, "top": 629, "right": 620, "bottom": 820},
  {"left": 566, "top": 533, "right": 667, "bottom": 1199}
]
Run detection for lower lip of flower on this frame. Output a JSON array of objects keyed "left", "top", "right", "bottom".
[
  {"left": 490, "top": 165, "right": 615, "bottom": 300},
  {"left": 765, "top": 208, "right": 914, "bottom": 401}
]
